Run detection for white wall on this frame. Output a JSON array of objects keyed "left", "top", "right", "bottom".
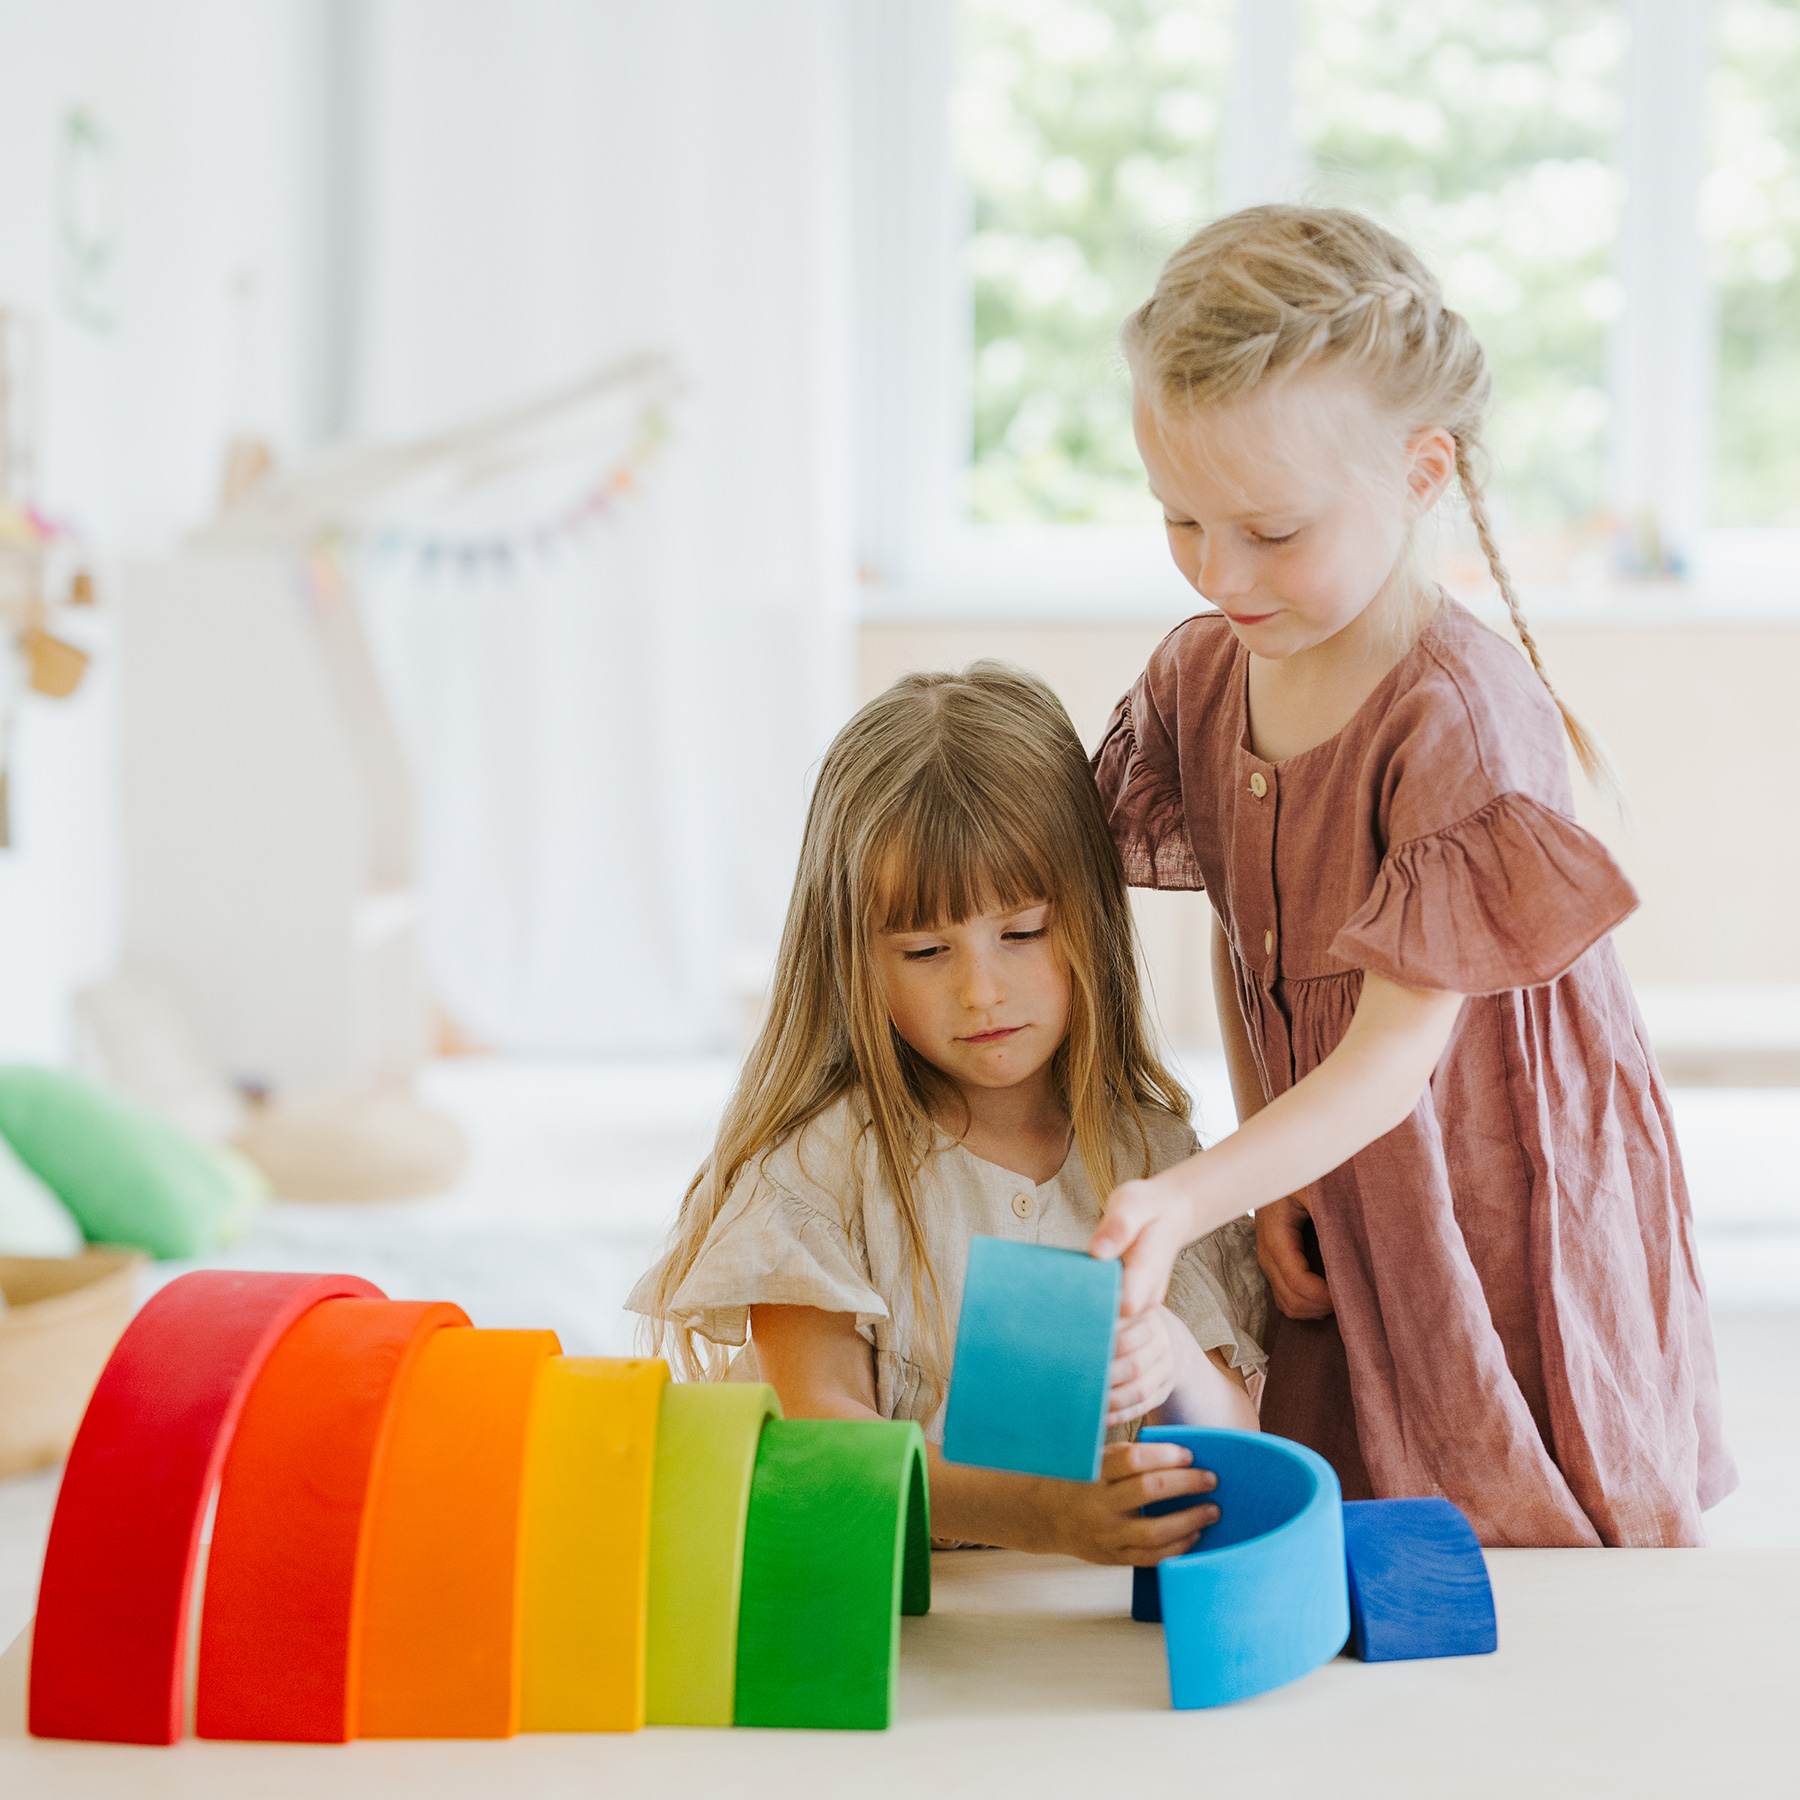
[
  {"left": 0, "top": 0, "right": 313, "bottom": 542},
  {"left": 0, "top": 0, "right": 859, "bottom": 1062},
  {"left": 0, "top": 0, "right": 314, "bottom": 1059},
  {"left": 349, "top": 0, "right": 857, "bottom": 1052}
]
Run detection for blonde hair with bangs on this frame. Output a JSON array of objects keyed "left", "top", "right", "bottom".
[
  {"left": 1125, "top": 203, "right": 1616, "bottom": 797},
  {"left": 641, "top": 661, "right": 1190, "bottom": 1395}
]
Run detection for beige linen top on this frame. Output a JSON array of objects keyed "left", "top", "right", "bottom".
[{"left": 627, "top": 1092, "right": 1268, "bottom": 1441}]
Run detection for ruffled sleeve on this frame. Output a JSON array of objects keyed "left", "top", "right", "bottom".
[
  {"left": 1330, "top": 791, "right": 1637, "bottom": 995},
  {"left": 632, "top": 1169, "right": 889, "bottom": 1351},
  {"left": 1091, "top": 679, "right": 1203, "bottom": 891},
  {"left": 1167, "top": 1217, "right": 1268, "bottom": 1381}
]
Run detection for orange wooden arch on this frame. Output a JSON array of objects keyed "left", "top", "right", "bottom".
[
  {"left": 195, "top": 1297, "right": 470, "bottom": 1741},
  {"left": 355, "top": 1327, "right": 560, "bottom": 1739}
]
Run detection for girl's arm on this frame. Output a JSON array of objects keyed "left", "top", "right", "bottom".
[
  {"left": 1090, "top": 970, "right": 1465, "bottom": 1316},
  {"left": 1212, "top": 910, "right": 1266, "bottom": 1131},
  {"left": 1213, "top": 912, "right": 1334, "bottom": 1322},
  {"left": 750, "top": 1302, "right": 1221, "bottom": 1564}
]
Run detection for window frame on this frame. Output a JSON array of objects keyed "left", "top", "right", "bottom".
[{"left": 852, "top": 0, "right": 1800, "bottom": 624}]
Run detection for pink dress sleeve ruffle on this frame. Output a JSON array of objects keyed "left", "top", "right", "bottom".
[
  {"left": 1090, "top": 686, "right": 1204, "bottom": 890},
  {"left": 1330, "top": 791, "right": 1638, "bottom": 995}
]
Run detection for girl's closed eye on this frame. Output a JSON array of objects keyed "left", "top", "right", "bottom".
[{"left": 1250, "top": 526, "right": 1301, "bottom": 546}]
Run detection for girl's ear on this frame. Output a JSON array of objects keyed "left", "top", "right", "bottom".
[{"left": 1404, "top": 425, "right": 1458, "bottom": 517}]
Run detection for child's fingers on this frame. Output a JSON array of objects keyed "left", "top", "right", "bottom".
[
  {"left": 1117, "top": 1530, "right": 1208, "bottom": 1567},
  {"left": 1107, "top": 1344, "right": 1175, "bottom": 1423},
  {"left": 1088, "top": 1180, "right": 1155, "bottom": 1263},
  {"left": 1092, "top": 1184, "right": 1186, "bottom": 1317},
  {"left": 1101, "top": 1439, "right": 1194, "bottom": 1480},
  {"left": 1115, "top": 1503, "right": 1218, "bottom": 1560},
  {"left": 1256, "top": 1205, "right": 1333, "bottom": 1321},
  {"left": 1117, "top": 1233, "right": 1179, "bottom": 1318},
  {"left": 1108, "top": 1321, "right": 1166, "bottom": 1383},
  {"left": 1120, "top": 1461, "right": 1217, "bottom": 1509},
  {"left": 1107, "top": 1390, "right": 1162, "bottom": 1426},
  {"left": 1111, "top": 1312, "right": 1156, "bottom": 1359}
]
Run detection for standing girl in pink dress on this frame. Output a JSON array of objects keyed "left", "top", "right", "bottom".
[{"left": 1086, "top": 205, "right": 1735, "bottom": 1546}]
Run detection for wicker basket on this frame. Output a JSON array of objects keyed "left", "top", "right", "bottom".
[{"left": 0, "top": 1249, "right": 144, "bottom": 1477}]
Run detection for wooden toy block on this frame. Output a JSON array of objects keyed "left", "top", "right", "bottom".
[
  {"left": 1137, "top": 1427, "right": 1349, "bottom": 1709},
  {"left": 355, "top": 1327, "right": 560, "bottom": 1739},
  {"left": 520, "top": 1357, "right": 669, "bottom": 1732},
  {"left": 1342, "top": 1497, "right": 1497, "bottom": 1662},
  {"left": 194, "top": 1296, "right": 470, "bottom": 1741},
  {"left": 733, "top": 1418, "right": 930, "bottom": 1731},
  {"left": 942, "top": 1236, "right": 1119, "bottom": 1483},
  {"left": 644, "top": 1381, "right": 780, "bottom": 1726},
  {"left": 28, "top": 1270, "right": 380, "bottom": 1744}
]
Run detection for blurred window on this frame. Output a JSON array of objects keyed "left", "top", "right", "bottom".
[
  {"left": 911, "top": 0, "right": 1794, "bottom": 605},
  {"left": 1707, "top": 0, "right": 1800, "bottom": 527},
  {"left": 1299, "top": 0, "right": 1626, "bottom": 574},
  {"left": 954, "top": 0, "right": 1231, "bottom": 527}
]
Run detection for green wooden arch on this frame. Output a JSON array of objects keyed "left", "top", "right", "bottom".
[{"left": 733, "top": 1418, "right": 930, "bottom": 1731}]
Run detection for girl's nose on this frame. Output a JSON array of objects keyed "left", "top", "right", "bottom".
[
  {"left": 959, "top": 954, "right": 1004, "bottom": 1010},
  {"left": 1197, "top": 537, "right": 1253, "bottom": 599}
]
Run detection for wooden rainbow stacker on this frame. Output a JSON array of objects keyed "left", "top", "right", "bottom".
[{"left": 26, "top": 1270, "right": 930, "bottom": 1744}]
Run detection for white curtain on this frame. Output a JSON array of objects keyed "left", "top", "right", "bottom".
[{"left": 345, "top": 0, "right": 856, "bottom": 1053}]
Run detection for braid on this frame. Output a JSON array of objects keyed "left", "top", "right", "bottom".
[{"left": 1456, "top": 438, "right": 1621, "bottom": 803}]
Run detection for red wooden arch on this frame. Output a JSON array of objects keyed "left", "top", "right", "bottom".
[{"left": 29, "top": 1270, "right": 381, "bottom": 1744}]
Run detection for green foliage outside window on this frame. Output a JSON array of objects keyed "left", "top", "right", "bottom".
[
  {"left": 1297, "top": 0, "right": 1624, "bottom": 558},
  {"left": 955, "top": 0, "right": 1230, "bottom": 526},
  {"left": 1708, "top": 0, "right": 1800, "bottom": 526},
  {"left": 957, "top": 0, "right": 1626, "bottom": 561}
]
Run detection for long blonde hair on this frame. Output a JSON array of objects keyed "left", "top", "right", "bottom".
[
  {"left": 642, "top": 661, "right": 1190, "bottom": 1390},
  {"left": 1124, "top": 203, "right": 1615, "bottom": 794}
]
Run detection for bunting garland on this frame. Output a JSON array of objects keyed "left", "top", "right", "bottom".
[{"left": 348, "top": 408, "right": 669, "bottom": 579}]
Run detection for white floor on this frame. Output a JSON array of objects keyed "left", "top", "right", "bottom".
[{"left": 4, "top": 1054, "right": 1797, "bottom": 1647}]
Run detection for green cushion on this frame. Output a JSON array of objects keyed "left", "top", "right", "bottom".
[
  {"left": 0, "top": 1066, "right": 261, "bottom": 1260},
  {"left": 0, "top": 1128, "right": 84, "bottom": 1256}
]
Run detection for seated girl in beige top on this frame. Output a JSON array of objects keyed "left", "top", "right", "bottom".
[{"left": 630, "top": 664, "right": 1267, "bottom": 1566}]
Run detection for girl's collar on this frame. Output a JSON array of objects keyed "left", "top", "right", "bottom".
[
  {"left": 934, "top": 1122, "right": 1076, "bottom": 1191},
  {"left": 1233, "top": 588, "right": 1454, "bottom": 769}
]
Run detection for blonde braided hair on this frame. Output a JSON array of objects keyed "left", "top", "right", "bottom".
[{"left": 1123, "top": 204, "right": 1616, "bottom": 795}]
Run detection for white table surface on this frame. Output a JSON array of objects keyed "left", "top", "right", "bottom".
[{"left": 3, "top": 1546, "right": 1796, "bottom": 1799}]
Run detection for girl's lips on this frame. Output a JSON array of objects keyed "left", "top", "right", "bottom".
[
  {"left": 1224, "top": 609, "right": 1277, "bottom": 625},
  {"left": 960, "top": 1025, "right": 1023, "bottom": 1044}
]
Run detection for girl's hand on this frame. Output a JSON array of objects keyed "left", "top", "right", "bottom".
[
  {"left": 1089, "top": 1175, "right": 1200, "bottom": 1317},
  {"left": 1047, "top": 1440, "right": 1218, "bottom": 1566},
  {"left": 1107, "top": 1305, "right": 1182, "bottom": 1425},
  {"left": 1257, "top": 1194, "right": 1333, "bottom": 1320}
]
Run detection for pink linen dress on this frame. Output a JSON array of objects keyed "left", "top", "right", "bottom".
[{"left": 1092, "top": 598, "right": 1736, "bottom": 1546}]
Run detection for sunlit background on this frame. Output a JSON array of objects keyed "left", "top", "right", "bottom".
[
  {"left": 958, "top": 0, "right": 1799, "bottom": 569},
  {"left": 0, "top": 0, "right": 1797, "bottom": 1634}
]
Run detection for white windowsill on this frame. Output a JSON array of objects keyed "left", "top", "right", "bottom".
[{"left": 862, "top": 527, "right": 1800, "bottom": 627}]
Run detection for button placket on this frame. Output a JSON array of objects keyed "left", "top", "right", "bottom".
[{"left": 1241, "top": 761, "right": 1280, "bottom": 981}]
